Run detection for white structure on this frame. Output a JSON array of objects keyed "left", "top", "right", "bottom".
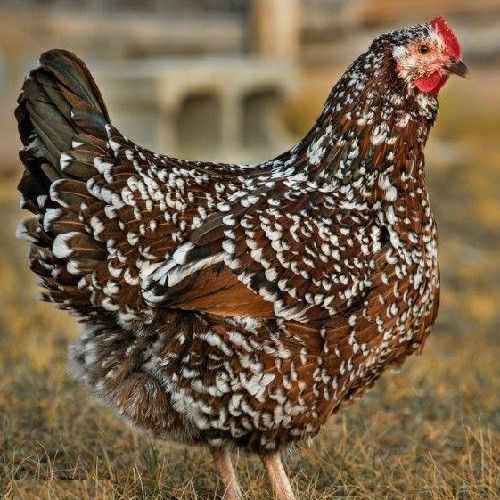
[{"left": 95, "top": 57, "right": 297, "bottom": 163}]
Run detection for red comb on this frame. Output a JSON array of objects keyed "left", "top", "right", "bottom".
[{"left": 430, "top": 16, "right": 462, "bottom": 59}]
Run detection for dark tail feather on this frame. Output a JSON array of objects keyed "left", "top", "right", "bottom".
[
  {"left": 15, "top": 49, "right": 110, "bottom": 212},
  {"left": 15, "top": 50, "right": 115, "bottom": 316}
]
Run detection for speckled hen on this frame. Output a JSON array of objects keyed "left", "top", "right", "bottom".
[{"left": 15, "top": 17, "right": 467, "bottom": 500}]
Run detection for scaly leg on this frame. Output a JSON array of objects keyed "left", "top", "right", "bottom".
[
  {"left": 211, "top": 447, "right": 242, "bottom": 500},
  {"left": 261, "top": 452, "right": 296, "bottom": 500}
]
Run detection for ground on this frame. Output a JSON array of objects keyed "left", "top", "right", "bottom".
[{"left": 0, "top": 74, "right": 498, "bottom": 499}]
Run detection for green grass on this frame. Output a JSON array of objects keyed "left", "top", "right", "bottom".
[{"left": 0, "top": 74, "right": 499, "bottom": 499}]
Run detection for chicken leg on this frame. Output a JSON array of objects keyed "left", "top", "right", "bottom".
[
  {"left": 211, "top": 447, "right": 242, "bottom": 500},
  {"left": 261, "top": 452, "right": 296, "bottom": 500}
]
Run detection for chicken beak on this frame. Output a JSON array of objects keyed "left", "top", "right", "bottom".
[{"left": 445, "top": 59, "right": 469, "bottom": 78}]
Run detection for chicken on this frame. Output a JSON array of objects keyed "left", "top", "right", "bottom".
[{"left": 15, "top": 17, "right": 467, "bottom": 500}]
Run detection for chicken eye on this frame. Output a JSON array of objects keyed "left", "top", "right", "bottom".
[{"left": 418, "top": 44, "right": 430, "bottom": 54}]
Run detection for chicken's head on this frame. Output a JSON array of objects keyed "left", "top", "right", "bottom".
[{"left": 392, "top": 16, "right": 468, "bottom": 95}]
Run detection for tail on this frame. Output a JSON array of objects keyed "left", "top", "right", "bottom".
[
  {"left": 15, "top": 49, "right": 110, "bottom": 212},
  {"left": 15, "top": 49, "right": 114, "bottom": 316}
]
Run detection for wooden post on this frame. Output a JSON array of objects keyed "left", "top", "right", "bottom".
[{"left": 250, "top": 0, "right": 301, "bottom": 61}]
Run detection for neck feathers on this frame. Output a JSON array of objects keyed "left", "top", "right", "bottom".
[{"left": 290, "top": 46, "right": 438, "bottom": 197}]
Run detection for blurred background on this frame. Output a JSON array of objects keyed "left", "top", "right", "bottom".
[{"left": 0, "top": 1, "right": 498, "bottom": 498}]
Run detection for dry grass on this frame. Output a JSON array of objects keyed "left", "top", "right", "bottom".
[{"left": 0, "top": 73, "right": 499, "bottom": 499}]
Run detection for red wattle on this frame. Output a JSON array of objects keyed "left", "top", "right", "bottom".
[{"left": 414, "top": 71, "right": 449, "bottom": 95}]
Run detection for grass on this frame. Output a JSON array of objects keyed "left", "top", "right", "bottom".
[{"left": 0, "top": 73, "right": 499, "bottom": 499}]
